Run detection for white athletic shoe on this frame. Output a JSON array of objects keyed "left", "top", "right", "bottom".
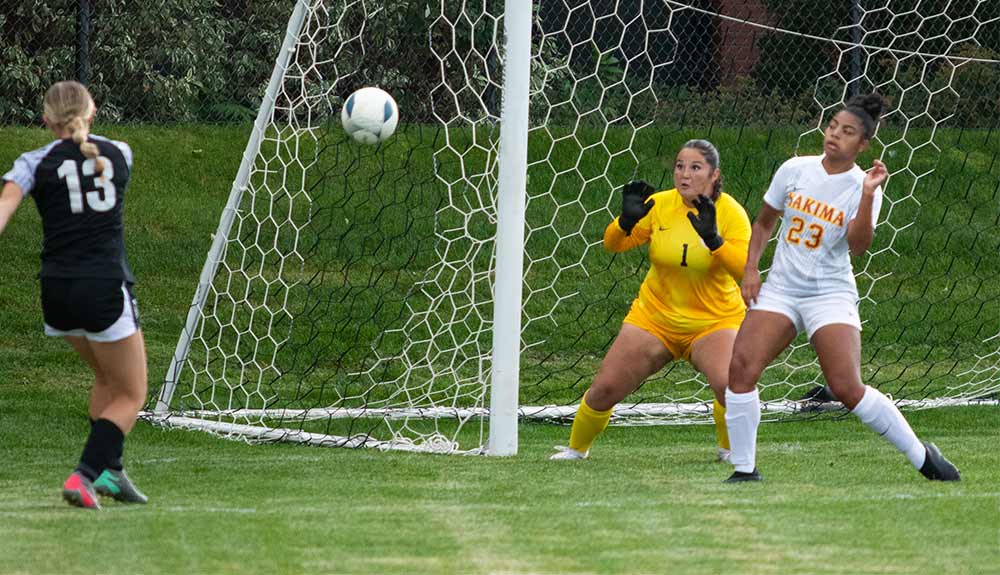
[
  {"left": 716, "top": 447, "right": 732, "bottom": 463},
  {"left": 549, "top": 445, "right": 589, "bottom": 460}
]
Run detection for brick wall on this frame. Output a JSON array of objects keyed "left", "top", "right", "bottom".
[{"left": 715, "top": 0, "right": 772, "bottom": 82}]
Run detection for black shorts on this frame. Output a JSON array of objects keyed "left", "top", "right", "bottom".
[{"left": 40, "top": 278, "right": 140, "bottom": 342}]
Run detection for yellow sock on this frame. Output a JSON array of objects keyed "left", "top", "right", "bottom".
[
  {"left": 568, "top": 394, "right": 613, "bottom": 452},
  {"left": 713, "top": 398, "right": 730, "bottom": 450}
]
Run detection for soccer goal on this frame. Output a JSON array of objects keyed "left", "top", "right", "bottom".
[{"left": 148, "top": 0, "right": 1000, "bottom": 454}]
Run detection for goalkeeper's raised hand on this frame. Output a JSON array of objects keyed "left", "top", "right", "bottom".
[
  {"left": 617, "top": 180, "right": 656, "bottom": 235},
  {"left": 686, "top": 194, "right": 724, "bottom": 251}
]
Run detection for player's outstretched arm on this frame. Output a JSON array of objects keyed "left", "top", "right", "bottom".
[
  {"left": 0, "top": 182, "right": 24, "bottom": 236},
  {"left": 741, "top": 203, "right": 781, "bottom": 306}
]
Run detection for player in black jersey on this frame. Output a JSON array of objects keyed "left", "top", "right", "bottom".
[{"left": 0, "top": 81, "right": 150, "bottom": 509}]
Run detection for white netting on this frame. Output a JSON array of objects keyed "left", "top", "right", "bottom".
[{"left": 151, "top": 0, "right": 999, "bottom": 453}]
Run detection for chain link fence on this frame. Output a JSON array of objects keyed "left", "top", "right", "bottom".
[
  {"left": 2, "top": 1, "right": 997, "bottom": 127},
  {"left": 0, "top": 0, "right": 292, "bottom": 124}
]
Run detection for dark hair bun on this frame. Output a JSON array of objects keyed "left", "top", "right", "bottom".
[{"left": 847, "top": 93, "right": 884, "bottom": 122}]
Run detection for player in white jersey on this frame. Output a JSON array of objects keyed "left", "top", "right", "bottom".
[
  {"left": 722, "top": 94, "right": 960, "bottom": 483},
  {"left": 0, "top": 81, "right": 149, "bottom": 508}
]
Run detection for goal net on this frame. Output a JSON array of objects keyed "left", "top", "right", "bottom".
[{"left": 149, "top": 0, "right": 1000, "bottom": 454}]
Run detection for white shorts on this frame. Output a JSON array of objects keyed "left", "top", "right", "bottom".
[{"left": 750, "top": 283, "right": 861, "bottom": 339}]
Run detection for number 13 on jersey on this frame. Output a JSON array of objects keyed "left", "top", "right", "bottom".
[{"left": 57, "top": 157, "right": 116, "bottom": 214}]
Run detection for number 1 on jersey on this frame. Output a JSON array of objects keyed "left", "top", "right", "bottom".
[
  {"left": 680, "top": 243, "right": 689, "bottom": 267},
  {"left": 57, "top": 158, "right": 116, "bottom": 214}
]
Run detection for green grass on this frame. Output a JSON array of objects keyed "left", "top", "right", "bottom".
[
  {"left": 1, "top": 401, "right": 998, "bottom": 574},
  {"left": 0, "top": 124, "right": 998, "bottom": 573}
]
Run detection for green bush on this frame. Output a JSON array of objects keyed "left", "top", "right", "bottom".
[
  {"left": 950, "top": 45, "right": 1000, "bottom": 129},
  {"left": 754, "top": 0, "right": 848, "bottom": 97},
  {"left": 1, "top": 0, "right": 995, "bottom": 127},
  {"left": 0, "top": 2, "right": 76, "bottom": 123},
  {"left": 0, "top": 0, "right": 290, "bottom": 123}
]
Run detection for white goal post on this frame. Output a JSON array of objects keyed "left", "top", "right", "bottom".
[{"left": 149, "top": 0, "right": 1000, "bottom": 455}]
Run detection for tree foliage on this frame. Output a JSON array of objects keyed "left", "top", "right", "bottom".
[
  {"left": 0, "top": 0, "right": 291, "bottom": 123},
  {"left": 0, "top": 0, "right": 994, "bottom": 127}
]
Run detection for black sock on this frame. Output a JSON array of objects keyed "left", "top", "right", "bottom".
[
  {"left": 89, "top": 417, "right": 123, "bottom": 470},
  {"left": 77, "top": 419, "right": 125, "bottom": 481},
  {"left": 108, "top": 440, "right": 124, "bottom": 472}
]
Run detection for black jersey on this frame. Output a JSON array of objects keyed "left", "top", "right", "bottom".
[{"left": 2, "top": 135, "right": 135, "bottom": 282}]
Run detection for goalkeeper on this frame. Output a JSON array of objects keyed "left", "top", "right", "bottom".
[{"left": 551, "top": 140, "right": 751, "bottom": 462}]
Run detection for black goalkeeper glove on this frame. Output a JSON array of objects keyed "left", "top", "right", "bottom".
[
  {"left": 617, "top": 180, "right": 656, "bottom": 235},
  {"left": 686, "top": 194, "right": 724, "bottom": 251}
]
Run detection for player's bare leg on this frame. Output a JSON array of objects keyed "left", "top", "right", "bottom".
[
  {"left": 812, "top": 324, "right": 959, "bottom": 481},
  {"left": 690, "top": 328, "right": 737, "bottom": 462},
  {"left": 724, "top": 310, "right": 797, "bottom": 482},
  {"left": 551, "top": 324, "right": 671, "bottom": 460},
  {"left": 66, "top": 337, "right": 114, "bottom": 421},
  {"left": 63, "top": 332, "right": 150, "bottom": 506}
]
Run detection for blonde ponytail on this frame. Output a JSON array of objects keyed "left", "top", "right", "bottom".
[
  {"left": 43, "top": 81, "right": 104, "bottom": 175},
  {"left": 69, "top": 116, "right": 104, "bottom": 175}
]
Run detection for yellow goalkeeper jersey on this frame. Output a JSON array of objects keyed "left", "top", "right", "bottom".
[{"left": 604, "top": 188, "right": 751, "bottom": 329}]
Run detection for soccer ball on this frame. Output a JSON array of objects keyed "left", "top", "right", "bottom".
[{"left": 340, "top": 87, "right": 399, "bottom": 145}]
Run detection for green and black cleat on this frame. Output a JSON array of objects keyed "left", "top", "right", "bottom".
[
  {"left": 918, "top": 442, "right": 960, "bottom": 481},
  {"left": 724, "top": 468, "right": 762, "bottom": 483},
  {"left": 94, "top": 469, "right": 149, "bottom": 503}
]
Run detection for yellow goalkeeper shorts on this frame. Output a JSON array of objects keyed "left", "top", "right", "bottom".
[{"left": 623, "top": 299, "right": 745, "bottom": 362}]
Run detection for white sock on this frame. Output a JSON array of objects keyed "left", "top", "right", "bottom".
[
  {"left": 725, "top": 388, "right": 761, "bottom": 473},
  {"left": 851, "top": 385, "right": 926, "bottom": 469}
]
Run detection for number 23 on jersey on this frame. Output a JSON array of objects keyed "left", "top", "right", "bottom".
[
  {"left": 786, "top": 215, "right": 823, "bottom": 249},
  {"left": 56, "top": 157, "right": 117, "bottom": 213}
]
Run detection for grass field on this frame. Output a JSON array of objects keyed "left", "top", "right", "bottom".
[
  {"left": 0, "top": 124, "right": 998, "bottom": 574},
  {"left": 2, "top": 405, "right": 998, "bottom": 574}
]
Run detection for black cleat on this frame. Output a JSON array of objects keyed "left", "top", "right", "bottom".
[
  {"left": 798, "top": 385, "right": 838, "bottom": 403},
  {"left": 724, "top": 468, "right": 762, "bottom": 483},
  {"left": 797, "top": 385, "right": 842, "bottom": 413},
  {"left": 918, "top": 442, "right": 960, "bottom": 481}
]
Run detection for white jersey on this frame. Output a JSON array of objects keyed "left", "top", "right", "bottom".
[{"left": 762, "top": 155, "right": 882, "bottom": 297}]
